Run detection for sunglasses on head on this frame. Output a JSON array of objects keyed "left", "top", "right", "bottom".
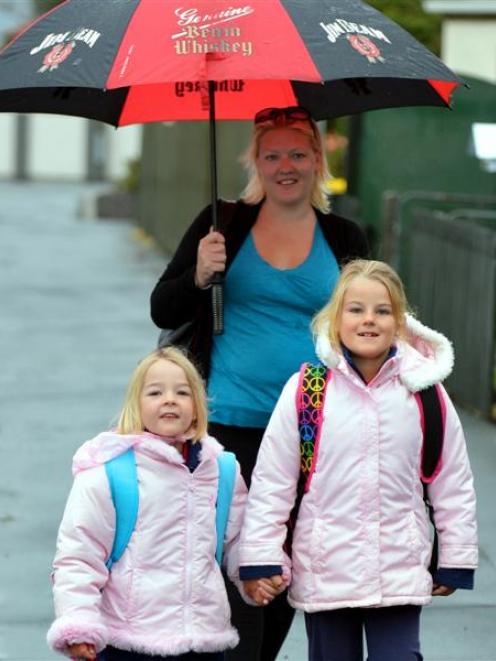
[{"left": 254, "top": 106, "right": 312, "bottom": 125}]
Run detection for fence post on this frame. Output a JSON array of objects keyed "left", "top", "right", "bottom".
[{"left": 381, "top": 191, "right": 400, "bottom": 266}]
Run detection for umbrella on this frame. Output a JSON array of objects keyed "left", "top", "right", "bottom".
[{"left": 0, "top": 0, "right": 464, "bottom": 332}]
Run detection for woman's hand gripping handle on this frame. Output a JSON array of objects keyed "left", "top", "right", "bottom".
[{"left": 195, "top": 227, "right": 226, "bottom": 289}]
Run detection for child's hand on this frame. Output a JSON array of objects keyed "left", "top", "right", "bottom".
[
  {"left": 256, "top": 577, "right": 283, "bottom": 605},
  {"left": 432, "top": 583, "right": 456, "bottom": 596},
  {"left": 265, "top": 574, "right": 287, "bottom": 597},
  {"left": 242, "top": 578, "right": 263, "bottom": 603},
  {"left": 243, "top": 575, "right": 287, "bottom": 605},
  {"left": 68, "top": 642, "right": 96, "bottom": 660}
]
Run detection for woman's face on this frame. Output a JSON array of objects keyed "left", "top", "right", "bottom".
[{"left": 256, "top": 126, "right": 320, "bottom": 207}]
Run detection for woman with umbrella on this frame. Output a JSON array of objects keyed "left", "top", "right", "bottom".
[{"left": 150, "top": 106, "right": 369, "bottom": 661}]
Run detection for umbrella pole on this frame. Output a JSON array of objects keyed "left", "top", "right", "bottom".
[
  {"left": 209, "top": 80, "right": 219, "bottom": 231},
  {"left": 208, "top": 80, "right": 224, "bottom": 335}
]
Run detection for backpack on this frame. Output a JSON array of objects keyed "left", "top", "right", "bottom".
[
  {"left": 286, "top": 362, "right": 445, "bottom": 574},
  {"left": 104, "top": 448, "right": 237, "bottom": 570}
]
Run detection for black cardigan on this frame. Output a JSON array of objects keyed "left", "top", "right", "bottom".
[{"left": 150, "top": 200, "right": 369, "bottom": 377}]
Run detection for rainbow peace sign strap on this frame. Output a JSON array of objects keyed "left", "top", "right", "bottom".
[{"left": 296, "top": 362, "right": 331, "bottom": 493}]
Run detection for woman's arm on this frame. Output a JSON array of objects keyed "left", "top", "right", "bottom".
[{"left": 150, "top": 205, "right": 214, "bottom": 329}]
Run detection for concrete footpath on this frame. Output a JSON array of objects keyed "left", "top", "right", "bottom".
[{"left": 0, "top": 182, "right": 495, "bottom": 661}]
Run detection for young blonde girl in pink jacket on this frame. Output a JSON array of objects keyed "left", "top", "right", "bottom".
[
  {"left": 47, "top": 347, "right": 278, "bottom": 661},
  {"left": 240, "top": 259, "right": 478, "bottom": 661}
]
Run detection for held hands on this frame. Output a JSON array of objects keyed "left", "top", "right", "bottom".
[
  {"left": 68, "top": 642, "right": 96, "bottom": 660},
  {"left": 243, "top": 575, "right": 287, "bottom": 606},
  {"left": 432, "top": 583, "right": 456, "bottom": 597},
  {"left": 195, "top": 228, "right": 226, "bottom": 288}
]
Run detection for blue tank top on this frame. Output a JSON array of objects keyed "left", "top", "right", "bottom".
[{"left": 208, "top": 223, "right": 339, "bottom": 427}]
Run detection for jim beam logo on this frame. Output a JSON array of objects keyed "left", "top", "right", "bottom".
[
  {"left": 30, "top": 28, "right": 101, "bottom": 72},
  {"left": 173, "top": 5, "right": 253, "bottom": 99},
  {"left": 173, "top": 6, "right": 254, "bottom": 56},
  {"left": 320, "top": 18, "right": 389, "bottom": 63}
]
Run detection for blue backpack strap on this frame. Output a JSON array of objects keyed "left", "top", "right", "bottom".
[
  {"left": 215, "top": 451, "right": 237, "bottom": 565},
  {"left": 104, "top": 448, "right": 139, "bottom": 570}
]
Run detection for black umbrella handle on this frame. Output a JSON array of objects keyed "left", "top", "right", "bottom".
[
  {"left": 212, "top": 279, "right": 224, "bottom": 336},
  {"left": 208, "top": 80, "right": 224, "bottom": 334},
  {"left": 209, "top": 81, "right": 219, "bottom": 231}
]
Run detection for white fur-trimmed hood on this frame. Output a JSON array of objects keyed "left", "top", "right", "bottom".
[{"left": 315, "top": 313, "right": 454, "bottom": 392}]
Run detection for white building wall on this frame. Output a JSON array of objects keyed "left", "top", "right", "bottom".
[
  {"left": 442, "top": 19, "right": 496, "bottom": 84},
  {"left": 0, "top": 113, "right": 142, "bottom": 181},
  {"left": 104, "top": 124, "right": 143, "bottom": 181},
  {"left": 28, "top": 115, "right": 88, "bottom": 180},
  {"left": 0, "top": 114, "right": 16, "bottom": 178}
]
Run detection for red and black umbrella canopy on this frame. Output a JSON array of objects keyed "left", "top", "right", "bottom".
[{"left": 0, "top": 0, "right": 463, "bottom": 125}]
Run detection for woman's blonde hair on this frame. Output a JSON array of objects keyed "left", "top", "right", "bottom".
[
  {"left": 239, "top": 114, "right": 331, "bottom": 213},
  {"left": 312, "top": 259, "right": 409, "bottom": 350},
  {"left": 116, "top": 347, "right": 208, "bottom": 441}
]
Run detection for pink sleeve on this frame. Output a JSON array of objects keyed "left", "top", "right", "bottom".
[
  {"left": 239, "top": 373, "right": 301, "bottom": 568},
  {"left": 47, "top": 467, "right": 114, "bottom": 655},
  {"left": 427, "top": 386, "right": 478, "bottom": 569}
]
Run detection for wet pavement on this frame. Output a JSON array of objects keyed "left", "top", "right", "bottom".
[{"left": 0, "top": 181, "right": 495, "bottom": 660}]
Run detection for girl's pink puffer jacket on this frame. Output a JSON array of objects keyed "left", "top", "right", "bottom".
[
  {"left": 47, "top": 432, "right": 246, "bottom": 657},
  {"left": 239, "top": 315, "right": 478, "bottom": 612}
]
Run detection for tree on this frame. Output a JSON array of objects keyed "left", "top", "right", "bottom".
[{"left": 367, "top": 0, "right": 441, "bottom": 55}]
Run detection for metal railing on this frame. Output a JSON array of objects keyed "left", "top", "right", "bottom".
[
  {"left": 406, "top": 208, "right": 496, "bottom": 419},
  {"left": 381, "top": 190, "right": 496, "bottom": 275}
]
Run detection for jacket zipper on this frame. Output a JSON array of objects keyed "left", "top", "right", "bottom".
[{"left": 183, "top": 474, "right": 194, "bottom": 633}]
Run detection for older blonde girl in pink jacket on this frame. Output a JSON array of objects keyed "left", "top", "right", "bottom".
[
  {"left": 47, "top": 347, "right": 277, "bottom": 661},
  {"left": 240, "top": 260, "right": 478, "bottom": 661}
]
